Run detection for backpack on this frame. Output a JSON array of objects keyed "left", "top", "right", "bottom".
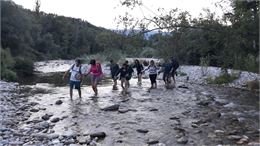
[{"left": 172, "top": 59, "right": 179, "bottom": 70}]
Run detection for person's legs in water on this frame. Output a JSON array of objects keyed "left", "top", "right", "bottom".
[
  {"left": 138, "top": 72, "right": 142, "bottom": 84},
  {"left": 74, "top": 81, "right": 82, "bottom": 98},
  {"left": 69, "top": 81, "right": 74, "bottom": 99},
  {"left": 171, "top": 70, "right": 176, "bottom": 84},
  {"left": 149, "top": 74, "right": 153, "bottom": 89},
  {"left": 91, "top": 75, "right": 98, "bottom": 96},
  {"left": 152, "top": 74, "right": 157, "bottom": 89},
  {"left": 121, "top": 78, "right": 126, "bottom": 92}
]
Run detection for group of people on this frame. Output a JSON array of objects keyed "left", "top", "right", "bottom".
[
  {"left": 110, "top": 58, "right": 179, "bottom": 92},
  {"left": 63, "top": 57, "right": 179, "bottom": 99},
  {"left": 63, "top": 58, "right": 103, "bottom": 99}
]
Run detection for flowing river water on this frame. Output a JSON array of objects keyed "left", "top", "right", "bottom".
[{"left": 0, "top": 60, "right": 259, "bottom": 146}]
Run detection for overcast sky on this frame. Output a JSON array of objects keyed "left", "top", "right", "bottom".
[{"left": 11, "top": 0, "right": 230, "bottom": 29}]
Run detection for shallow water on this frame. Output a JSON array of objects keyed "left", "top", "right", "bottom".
[{"left": 20, "top": 77, "right": 259, "bottom": 145}]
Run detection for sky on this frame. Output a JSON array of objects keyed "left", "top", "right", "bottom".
[{"left": 11, "top": 0, "right": 230, "bottom": 29}]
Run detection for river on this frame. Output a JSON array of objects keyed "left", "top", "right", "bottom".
[{"left": 0, "top": 60, "right": 259, "bottom": 146}]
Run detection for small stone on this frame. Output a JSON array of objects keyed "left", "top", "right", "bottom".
[
  {"left": 214, "top": 130, "right": 225, "bottom": 135},
  {"left": 191, "top": 124, "right": 199, "bottom": 128},
  {"left": 55, "top": 100, "right": 63, "bottom": 105},
  {"left": 118, "top": 108, "right": 129, "bottom": 113},
  {"left": 149, "top": 108, "right": 158, "bottom": 111},
  {"left": 102, "top": 104, "right": 120, "bottom": 111},
  {"left": 136, "top": 129, "right": 149, "bottom": 133},
  {"left": 177, "top": 136, "right": 188, "bottom": 144},
  {"left": 227, "top": 135, "right": 242, "bottom": 140},
  {"left": 178, "top": 85, "right": 189, "bottom": 89},
  {"left": 30, "top": 108, "right": 39, "bottom": 112},
  {"left": 197, "top": 100, "right": 211, "bottom": 106},
  {"left": 42, "top": 114, "right": 53, "bottom": 120},
  {"left": 170, "top": 116, "right": 180, "bottom": 120},
  {"left": 50, "top": 117, "right": 60, "bottom": 123},
  {"left": 90, "top": 132, "right": 106, "bottom": 139},
  {"left": 147, "top": 139, "right": 159, "bottom": 145}
]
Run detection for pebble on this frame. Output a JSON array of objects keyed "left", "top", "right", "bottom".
[
  {"left": 102, "top": 104, "right": 120, "bottom": 111},
  {"left": 177, "top": 136, "right": 188, "bottom": 144},
  {"left": 55, "top": 100, "right": 63, "bottom": 105},
  {"left": 50, "top": 117, "right": 60, "bottom": 123},
  {"left": 90, "top": 132, "right": 106, "bottom": 139}
]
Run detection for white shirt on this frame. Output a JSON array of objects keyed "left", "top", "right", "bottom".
[{"left": 70, "top": 65, "right": 83, "bottom": 82}]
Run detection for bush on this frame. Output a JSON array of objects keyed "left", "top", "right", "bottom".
[
  {"left": 1, "top": 69, "right": 17, "bottom": 81},
  {"left": 14, "top": 57, "right": 34, "bottom": 77},
  {"left": 178, "top": 71, "right": 187, "bottom": 76},
  {"left": 206, "top": 74, "right": 238, "bottom": 84}
]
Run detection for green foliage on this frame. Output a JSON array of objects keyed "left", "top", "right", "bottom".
[
  {"left": 177, "top": 71, "right": 187, "bottom": 76},
  {"left": 13, "top": 57, "right": 34, "bottom": 77},
  {"left": 1, "top": 48, "right": 17, "bottom": 81},
  {"left": 206, "top": 73, "right": 239, "bottom": 85},
  {"left": 1, "top": 69, "right": 17, "bottom": 81},
  {"left": 83, "top": 49, "right": 126, "bottom": 64}
]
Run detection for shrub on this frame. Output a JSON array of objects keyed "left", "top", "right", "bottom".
[
  {"left": 206, "top": 74, "right": 238, "bottom": 84},
  {"left": 14, "top": 57, "right": 34, "bottom": 77},
  {"left": 2, "top": 69, "right": 17, "bottom": 81}
]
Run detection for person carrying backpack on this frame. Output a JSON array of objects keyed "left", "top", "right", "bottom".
[
  {"left": 132, "top": 59, "right": 144, "bottom": 85},
  {"left": 170, "top": 57, "right": 179, "bottom": 85},
  {"left": 85, "top": 59, "right": 103, "bottom": 96},
  {"left": 110, "top": 59, "right": 120, "bottom": 90},
  {"left": 142, "top": 60, "right": 160, "bottom": 89},
  {"left": 62, "top": 58, "right": 83, "bottom": 99}
]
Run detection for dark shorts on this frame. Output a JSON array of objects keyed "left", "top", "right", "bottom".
[
  {"left": 70, "top": 80, "right": 81, "bottom": 89},
  {"left": 137, "top": 71, "right": 142, "bottom": 76},
  {"left": 149, "top": 74, "right": 157, "bottom": 84},
  {"left": 111, "top": 73, "right": 117, "bottom": 80}
]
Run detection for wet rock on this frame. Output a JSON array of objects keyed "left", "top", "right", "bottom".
[
  {"left": 48, "top": 134, "right": 60, "bottom": 140},
  {"left": 137, "top": 129, "right": 149, "bottom": 133},
  {"left": 29, "top": 102, "right": 39, "bottom": 106},
  {"left": 177, "top": 136, "right": 188, "bottom": 144},
  {"left": 197, "top": 100, "right": 211, "bottom": 106},
  {"left": 42, "top": 114, "right": 53, "bottom": 120},
  {"left": 77, "top": 135, "right": 91, "bottom": 144},
  {"left": 50, "top": 117, "right": 60, "bottom": 123},
  {"left": 33, "top": 133, "right": 49, "bottom": 140},
  {"left": 30, "top": 108, "right": 40, "bottom": 112},
  {"left": 102, "top": 104, "right": 120, "bottom": 111},
  {"left": 9, "top": 141, "right": 24, "bottom": 145},
  {"left": 248, "top": 142, "right": 260, "bottom": 146},
  {"left": 227, "top": 135, "right": 242, "bottom": 140},
  {"left": 90, "top": 132, "right": 106, "bottom": 139},
  {"left": 169, "top": 116, "right": 180, "bottom": 120},
  {"left": 64, "top": 138, "right": 75, "bottom": 145},
  {"left": 236, "top": 135, "right": 249, "bottom": 145},
  {"left": 35, "top": 121, "right": 49, "bottom": 129},
  {"left": 118, "top": 108, "right": 129, "bottom": 113},
  {"left": 147, "top": 139, "right": 159, "bottom": 145},
  {"left": 214, "top": 130, "right": 225, "bottom": 135},
  {"left": 149, "top": 108, "right": 158, "bottom": 111},
  {"left": 178, "top": 85, "right": 189, "bottom": 89},
  {"left": 55, "top": 100, "right": 63, "bottom": 105},
  {"left": 174, "top": 127, "right": 186, "bottom": 132},
  {"left": 191, "top": 124, "right": 199, "bottom": 128}
]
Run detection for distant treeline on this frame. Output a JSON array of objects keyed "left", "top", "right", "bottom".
[
  {"left": 1, "top": 0, "right": 259, "bottom": 81},
  {"left": 1, "top": 0, "right": 145, "bottom": 81}
]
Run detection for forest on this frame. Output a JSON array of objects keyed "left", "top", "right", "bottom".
[{"left": 1, "top": 0, "right": 259, "bottom": 81}]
